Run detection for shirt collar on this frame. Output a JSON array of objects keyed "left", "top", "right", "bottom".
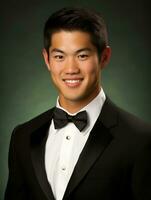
[{"left": 56, "top": 88, "right": 106, "bottom": 133}]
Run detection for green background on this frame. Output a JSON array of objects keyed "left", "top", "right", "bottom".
[{"left": 1, "top": 0, "right": 150, "bottom": 199}]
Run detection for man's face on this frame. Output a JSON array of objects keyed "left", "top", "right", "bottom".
[{"left": 43, "top": 30, "right": 110, "bottom": 110}]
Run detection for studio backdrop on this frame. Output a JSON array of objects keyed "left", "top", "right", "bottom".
[{"left": 0, "top": 0, "right": 150, "bottom": 199}]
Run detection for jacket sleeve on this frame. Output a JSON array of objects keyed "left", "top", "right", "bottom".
[
  {"left": 132, "top": 140, "right": 151, "bottom": 200},
  {"left": 4, "top": 127, "right": 30, "bottom": 200}
]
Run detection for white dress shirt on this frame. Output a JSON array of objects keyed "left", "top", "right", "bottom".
[{"left": 45, "top": 88, "right": 106, "bottom": 200}]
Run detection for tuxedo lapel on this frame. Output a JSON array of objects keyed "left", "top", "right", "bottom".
[
  {"left": 63, "top": 97, "right": 118, "bottom": 199},
  {"left": 30, "top": 109, "right": 55, "bottom": 200},
  {"left": 30, "top": 98, "right": 118, "bottom": 200}
]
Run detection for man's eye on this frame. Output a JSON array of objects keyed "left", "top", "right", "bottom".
[
  {"left": 78, "top": 54, "right": 89, "bottom": 60},
  {"left": 54, "top": 55, "right": 64, "bottom": 60}
]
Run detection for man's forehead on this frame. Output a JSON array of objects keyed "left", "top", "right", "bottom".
[
  {"left": 50, "top": 30, "right": 92, "bottom": 44},
  {"left": 49, "top": 30, "right": 96, "bottom": 53}
]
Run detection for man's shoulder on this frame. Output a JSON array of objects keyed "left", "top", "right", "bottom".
[
  {"left": 104, "top": 97, "right": 151, "bottom": 135},
  {"left": 102, "top": 98, "right": 151, "bottom": 155},
  {"left": 117, "top": 104, "right": 151, "bottom": 133},
  {"left": 12, "top": 107, "right": 55, "bottom": 138}
]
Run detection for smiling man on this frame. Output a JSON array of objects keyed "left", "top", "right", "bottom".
[
  {"left": 43, "top": 30, "right": 110, "bottom": 113},
  {"left": 5, "top": 7, "right": 151, "bottom": 200}
]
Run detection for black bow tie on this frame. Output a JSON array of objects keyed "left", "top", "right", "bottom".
[{"left": 53, "top": 107, "right": 88, "bottom": 132}]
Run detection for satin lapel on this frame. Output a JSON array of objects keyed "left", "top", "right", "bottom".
[
  {"left": 30, "top": 110, "right": 55, "bottom": 200},
  {"left": 63, "top": 97, "right": 118, "bottom": 199}
]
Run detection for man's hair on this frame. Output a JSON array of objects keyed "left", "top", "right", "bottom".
[{"left": 44, "top": 7, "right": 108, "bottom": 56}]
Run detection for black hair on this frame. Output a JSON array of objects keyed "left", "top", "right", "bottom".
[{"left": 44, "top": 7, "right": 108, "bottom": 56}]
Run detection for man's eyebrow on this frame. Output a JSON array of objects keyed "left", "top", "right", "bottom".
[
  {"left": 50, "top": 48, "right": 64, "bottom": 54},
  {"left": 50, "top": 48, "right": 93, "bottom": 54},
  {"left": 76, "top": 48, "right": 93, "bottom": 53}
]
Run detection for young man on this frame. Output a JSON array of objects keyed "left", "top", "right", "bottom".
[{"left": 5, "top": 7, "right": 151, "bottom": 200}]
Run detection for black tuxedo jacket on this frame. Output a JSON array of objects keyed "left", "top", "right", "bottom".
[{"left": 5, "top": 98, "right": 151, "bottom": 200}]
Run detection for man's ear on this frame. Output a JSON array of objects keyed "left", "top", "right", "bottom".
[
  {"left": 42, "top": 48, "right": 51, "bottom": 71},
  {"left": 100, "top": 46, "right": 111, "bottom": 69}
]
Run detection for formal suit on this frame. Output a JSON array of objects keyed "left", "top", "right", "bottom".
[{"left": 5, "top": 97, "right": 151, "bottom": 200}]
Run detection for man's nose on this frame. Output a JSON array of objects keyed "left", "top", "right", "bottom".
[{"left": 64, "top": 57, "right": 80, "bottom": 74}]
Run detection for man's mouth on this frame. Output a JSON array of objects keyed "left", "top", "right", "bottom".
[
  {"left": 65, "top": 80, "right": 80, "bottom": 83},
  {"left": 63, "top": 79, "right": 83, "bottom": 87}
]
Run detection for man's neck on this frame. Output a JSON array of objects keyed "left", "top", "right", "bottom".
[{"left": 58, "top": 89, "right": 101, "bottom": 114}]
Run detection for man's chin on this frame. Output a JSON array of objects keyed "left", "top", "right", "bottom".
[{"left": 61, "top": 93, "right": 86, "bottom": 103}]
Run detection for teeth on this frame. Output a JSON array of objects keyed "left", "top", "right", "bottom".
[{"left": 65, "top": 80, "right": 80, "bottom": 83}]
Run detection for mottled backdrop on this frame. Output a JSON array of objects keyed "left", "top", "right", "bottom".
[{"left": 1, "top": 0, "right": 150, "bottom": 199}]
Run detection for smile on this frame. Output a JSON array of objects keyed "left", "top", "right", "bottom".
[
  {"left": 65, "top": 80, "right": 80, "bottom": 83},
  {"left": 63, "top": 79, "right": 83, "bottom": 87}
]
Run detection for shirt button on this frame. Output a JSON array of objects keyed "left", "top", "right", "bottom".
[
  {"left": 66, "top": 135, "right": 71, "bottom": 140},
  {"left": 61, "top": 166, "right": 66, "bottom": 171}
]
